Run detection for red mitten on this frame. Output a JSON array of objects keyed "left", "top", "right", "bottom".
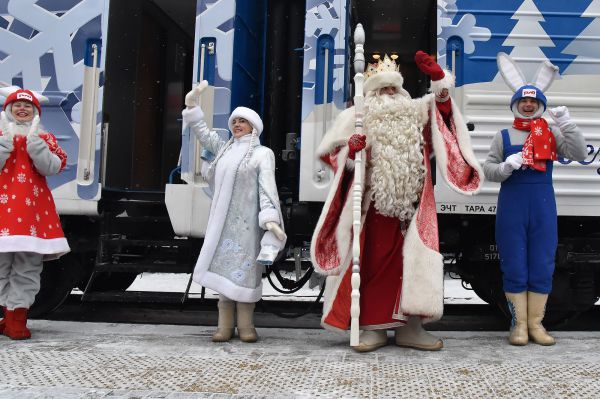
[
  {"left": 348, "top": 134, "right": 366, "bottom": 160},
  {"left": 415, "top": 51, "right": 445, "bottom": 81}
]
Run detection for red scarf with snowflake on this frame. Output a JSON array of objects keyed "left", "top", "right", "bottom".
[{"left": 513, "top": 118, "right": 557, "bottom": 172}]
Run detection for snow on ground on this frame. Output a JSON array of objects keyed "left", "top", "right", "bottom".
[
  {"left": 126, "top": 272, "right": 487, "bottom": 304},
  {"left": 0, "top": 321, "right": 599, "bottom": 398}
]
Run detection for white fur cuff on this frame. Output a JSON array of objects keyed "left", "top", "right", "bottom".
[
  {"left": 258, "top": 208, "right": 280, "bottom": 229},
  {"left": 430, "top": 70, "right": 455, "bottom": 95},
  {"left": 181, "top": 106, "right": 204, "bottom": 126}
]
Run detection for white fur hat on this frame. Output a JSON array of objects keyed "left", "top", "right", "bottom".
[
  {"left": 363, "top": 71, "right": 410, "bottom": 98},
  {"left": 228, "top": 106, "right": 263, "bottom": 135}
]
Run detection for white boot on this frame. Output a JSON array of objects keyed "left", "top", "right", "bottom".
[
  {"left": 212, "top": 295, "right": 234, "bottom": 342},
  {"left": 353, "top": 329, "right": 388, "bottom": 353},
  {"left": 394, "top": 316, "right": 443, "bottom": 351},
  {"left": 237, "top": 302, "right": 258, "bottom": 343}
]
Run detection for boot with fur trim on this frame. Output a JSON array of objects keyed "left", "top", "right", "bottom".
[
  {"left": 212, "top": 299, "right": 235, "bottom": 342},
  {"left": 236, "top": 302, "right": 258, "bottom": 343},
  {"left": 394, "top": 316, "right": 443, "bottom": 351},
  {"left": 353, "top": 330, "right": 388, "bottom": 353},
  {"left": 505, "top": 292, "right": 528, "bottom": 345},
  {"left": 527, "top": 292, "right": 555, "bottom": 346},
  {"left": 4, "top": 308, "right": 31, "bottom": 340}
]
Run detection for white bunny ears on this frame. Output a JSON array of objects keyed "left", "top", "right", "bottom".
[
  {"left": 0, "top": 81, "right": 49, "bottom": 104},
  {"left": 497, "top": 52, "right": 559, "bottom": 92}
]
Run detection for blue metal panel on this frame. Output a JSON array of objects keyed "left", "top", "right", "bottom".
[{"left": 230, "top": 0, "right": 266, "bottom": 114}]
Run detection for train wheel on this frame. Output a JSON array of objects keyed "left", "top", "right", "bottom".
[{"left": 29, "top": 253, "right": 81, "bottom": 318}]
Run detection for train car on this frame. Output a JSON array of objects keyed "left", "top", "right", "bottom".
[{"left": 0, "top": 0, "right": 598, "bottom": 321}]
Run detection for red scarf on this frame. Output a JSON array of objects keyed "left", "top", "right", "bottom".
[{"left": 513, "top": 118, "right": 557, "bottom": 172}]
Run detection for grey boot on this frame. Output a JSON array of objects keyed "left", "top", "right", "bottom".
[
  {"left": 353, "top": 329, "right": 388, "bottom": 353},
  {"left": 212, "top": 296, "right": 235, "bottom": 342},
  {"left": 236, "top": 302, "right": 258, "bottom": 343},
  {"left": 394, "top": 316, "right": 443, "bottom": 351}
]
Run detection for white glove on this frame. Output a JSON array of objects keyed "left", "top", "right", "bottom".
[
  {"left": 499, "top": 152, "right": 523, "bottom": 175},
  {"left": 184, "top": 80, "right": 209, "bottom": 108},
  {"left": 181, "top": 106, "right": 204, "bottom": 128},
  {"left": 265, "top": 221, "right": 286, "bottom": 241},
  {"left": 548, "top": 106, "right": 572, "bottom": 130},
  {"left": 0, "top": 133, "right": 13, "bottom": 169},
  {"left": 0, "top": 111, "right": 12, "bottom": 140}
]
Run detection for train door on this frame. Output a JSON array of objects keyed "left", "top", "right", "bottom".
[{"left": 102, "top": 0, "right": 195, "bottom": 194}]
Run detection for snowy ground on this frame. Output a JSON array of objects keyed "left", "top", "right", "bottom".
[
  {"left": 126, "top": 272, "right": 487, "bottom": 305},
  {"left": 0, "top": 321, "right": 598, "bottom": 398}
]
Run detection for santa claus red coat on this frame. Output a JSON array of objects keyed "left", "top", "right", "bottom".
[{"left": 311, "top": 74, "right": 483, "bottom": 332}]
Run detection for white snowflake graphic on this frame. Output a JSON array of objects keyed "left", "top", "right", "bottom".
[
  {"left": 35, "top": 214, "right": 40, "bottom": 222},
  {"left": 17, "top": 217, "right": 22, "bottom": 223},
  {"left": 534, "top": 126, "right": 543, "bottom": 136},
  {"left": 0, "top": 228, "right": 9, "bottom": 237},
  {"left": 32, "top": 185, "right": 39, "bottom": 197},
  {"left": 2, "top": 184, "right": 7, "bottom": 189},
  {"left": 29, "top": 225, "right": 37, "bottom": 237},
  {"left": 6, "top": 208, "right": 11, "bottom": 213},
  {"left": 0, "top": 194, "right": 7, "bottom": 204},
  {"left": 17, "top": 173, "right": 26, "bottom": 183},
  {"left": 25, "top": 197, "right": 31, "bottom": 206}
]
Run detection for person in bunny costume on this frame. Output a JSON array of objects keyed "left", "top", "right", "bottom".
[
  {"left": 181, "top": 81, "right": 286, "bottom": 343},
  {"left": 0, "top": 88, "right": 69, "bottom": 340},
  {"left": 484, "top": 53, "right": 588, "bottom": 346}
]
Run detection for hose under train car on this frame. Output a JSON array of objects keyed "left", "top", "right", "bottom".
[{"left": 263, "top": 263, "right": 325, "bottom": 319}]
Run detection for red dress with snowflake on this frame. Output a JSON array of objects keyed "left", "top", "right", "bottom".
[{"left": 0, "top": 132, "right": 70, "bottom": 260}]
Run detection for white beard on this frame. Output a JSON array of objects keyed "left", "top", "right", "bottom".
[{"left": 364, "top": 93, "right": 426, "bottom": 222}]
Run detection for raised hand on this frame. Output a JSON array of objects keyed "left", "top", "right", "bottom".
[
  {"left": 548, "top": 106, "right": 572, "bottom": 130},
  {"left": 184, "top": 80, "right": 209, "bottom": 108},
  {"left": 415, "top": 51, "right": 445, "bottom": 81}
]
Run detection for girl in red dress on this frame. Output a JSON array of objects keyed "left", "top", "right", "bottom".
[{"left": 0, "top": 89, "right": 69, "bottom": 340}]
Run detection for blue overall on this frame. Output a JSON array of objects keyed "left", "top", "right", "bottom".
[{"left": 495, "top": 130, "right": 557, "bottom": 294}]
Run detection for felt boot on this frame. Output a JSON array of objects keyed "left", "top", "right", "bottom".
[
  {"left": 4, "top": 308, "right": 31, "bottom": 340},
  {"left": 527, "top": 292, "right": 555, "bottom": 346},
  {"left": 212, "top": 299, "right": 235, "bottom": 342},
  {"left": 394, "top": 316, "right": 443, "bottom": 351},
  {"left": 505, "top": 292, "right": 528, "bottom": 346},
  {"left": 353, "top": 329, "right": 388, "bottom": 353},
  {"left": 0, "top": 306, "right": 5, "bottom": 334},
  {"left": 236, "top": 302, "right": 258, "bottom": 343}
]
